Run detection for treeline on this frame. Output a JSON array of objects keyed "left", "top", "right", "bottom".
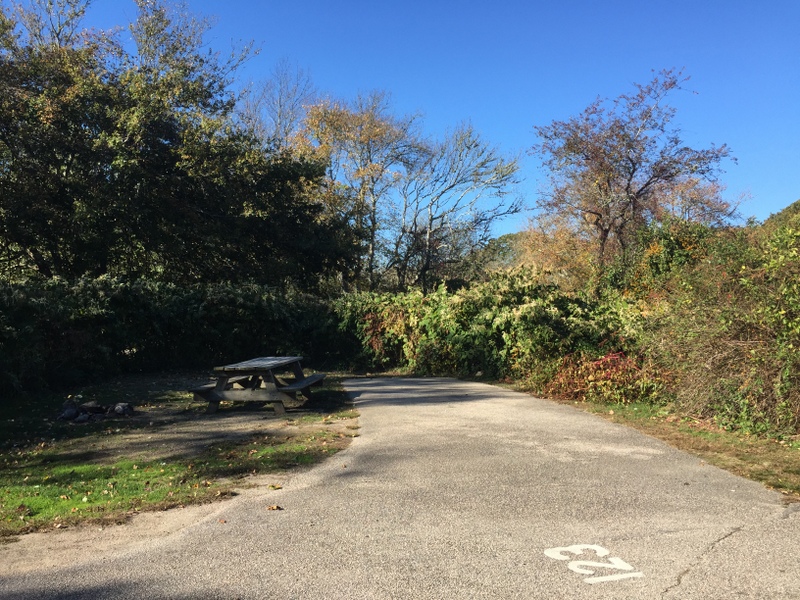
[
  {"left": 341, "top": 209, "right": 800, "bottom": 436},
  {"left": 0, "top": 0, "right": 519, "bottom": 293},
  {"left": 0, "top": 278, "right": 355, "bottom": 390},
  {"left": 6, "top": 212, "right": 799, "bottom": 437}
]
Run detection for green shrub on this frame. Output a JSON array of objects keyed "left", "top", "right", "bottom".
[
  {"left": 637, "top": 221, "right": 800, "bottom": 435},
  {"left": 335, "top": 269, "right": 636, "bottom": 389},
  {"left": 0, "top": 277, "right": 351, "bottom": 392}
]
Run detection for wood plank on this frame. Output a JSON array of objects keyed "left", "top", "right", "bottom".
[
  {"left": 279, "top": 373, "right": 326, "bottom": 393},
  {"left": 197, "top": 389, "right": 289, "bottom": 403},
  {"left": 189, "top": 375, "right": 251, "bottom": 393},
  {"left": 214, "top": 356, "right": 304, "bottom": 373}
]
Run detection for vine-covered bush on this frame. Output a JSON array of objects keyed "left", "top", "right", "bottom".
[
  {"left": 335, "top": 269, "right": 636, "bottom": 391},
  {"left": 635, "top": 219, "right": 800, "bottom": 435},
  {"left": 0, "top": 277, "right": 351, "bottom": 391}
]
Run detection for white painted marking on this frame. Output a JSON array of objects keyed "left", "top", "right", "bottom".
[
  {"left": 585, "top": 572, "right": 644, "bottom": 584},
  {"left": 568, "top": 556, "right": 635, "bottom": 575},
  {"left": 544, "top": 544, "right": 644, "bottom": 585},
  {"left": 544, "top": 544, "right": 609, "bottom": 561}
]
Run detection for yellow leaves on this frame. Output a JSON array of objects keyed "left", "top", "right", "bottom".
[
  {"left": 644, "top": 241, "right": 664, "bottom": 258},
  {"left": 304, "top": 93, "right": 418, "bottom": 199}
]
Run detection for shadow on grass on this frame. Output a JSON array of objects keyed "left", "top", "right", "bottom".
[
  {"left": 1, "top": 373, "right": 359, "bottom": 536},
  {"left": 0, "top": 370, "right": 354, "bottom": 450},
  {"left": 0, "top": 372, "right": 212, "bottom": 450}
]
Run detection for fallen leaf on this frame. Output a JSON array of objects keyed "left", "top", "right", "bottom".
[{"left": 268, "top": 484, "right": 282, "bottom": 490}]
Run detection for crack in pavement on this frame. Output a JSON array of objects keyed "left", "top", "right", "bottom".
[{"left": 661, "top": 526, "right": 743, "bottom": 597}]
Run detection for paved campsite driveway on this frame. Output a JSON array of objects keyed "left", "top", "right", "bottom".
[{"left": 2, "top": 378, "right": 799, "bottom": 599}]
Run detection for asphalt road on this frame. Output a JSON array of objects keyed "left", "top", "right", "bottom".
[{"left": 2, "top": 377, "right": 799, "bottom": 599}]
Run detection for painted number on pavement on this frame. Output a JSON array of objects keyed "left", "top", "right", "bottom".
[{"left": 544, "top": 544, "right": 644, "bottom": 584}]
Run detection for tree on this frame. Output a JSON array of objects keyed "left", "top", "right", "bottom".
[
  {"left": 10, "top": 0, "right": 91, "bottom": 48},
  {"left": 305, "top": 91, "right": 424, "bottom": 290},
  {"left": 390, "top": 123, "right": 521, "bottom": 291},
  {"left": 530, "top": 69, "right": 735, "bottom": 271},
  {"left": 115, "top": 1, "right": 355, "bottom": 286},
  {"left": 653, "top": 177, "right": 742, "bottom": 226},
  {"left": 0, "top": 0, "right": 357, "bottom": 288},
  {"left": 515, "top": 213, "right": 596, "bottom": 291},
  {"left": 305, "top": 95, "right": 521, "bottom": 292},
  {"left": 238, "top": 58, "right": 317, "bottom": 149},
  {"left": 0, "top": 1, "right": 121, "bottom": 278}
]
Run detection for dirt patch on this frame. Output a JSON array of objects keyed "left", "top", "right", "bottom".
[
  {"left": 55, "top": 403, "right": 354, "bottom": 465},
  {"left": 41, "top": 370, "right": 350, "bottom": 464},
  {"left": 0, "top": 500, "right": 224, "bottom": 576},
  {"left": 0, "top": 371, "right": 358, "bottom": 577}
]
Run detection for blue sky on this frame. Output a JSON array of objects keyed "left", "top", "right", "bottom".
[{"left": 83, "top": 0, "right": 799, "bottom": 235}]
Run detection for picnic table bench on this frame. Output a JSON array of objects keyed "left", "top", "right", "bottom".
[{"left": 191, "top": 356, "right": 326, "bottom": 414}]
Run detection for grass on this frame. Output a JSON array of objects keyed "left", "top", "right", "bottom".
[
  {"left": 0, "top": 373, "right": 358, "bottom": 538},
  {"left": 576, "top": 401, "right": 800, "bottom": 501}
]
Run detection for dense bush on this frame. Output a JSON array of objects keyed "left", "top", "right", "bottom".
[
  {"left": 0, "top": 277, "right": 353, "bottom": 391},
  {"left": 335, "top": 269, "right": 642, "bottom": 391},
  {"left": 339, "top": 213, "right": 800, "bottom": 436},
  {"left": 629, "top": 218, "right": 800, "bottom": 435}
]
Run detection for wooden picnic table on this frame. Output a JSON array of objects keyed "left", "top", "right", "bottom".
[{"left": 191, "top": 356, "right": 326, "bottom": 414}]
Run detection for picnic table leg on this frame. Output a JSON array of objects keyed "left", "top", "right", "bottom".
[
  {"left": 287, "top": 361, "right": 309, "bottom": 399},
  {"left": 290, "top": 361, "right": 305, "bottom": 380},
  {"left": 205, "top": 376, "right": 229, "bottom": 414}
]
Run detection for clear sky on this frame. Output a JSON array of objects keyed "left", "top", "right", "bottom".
[{"left": 82, "top": 0, "right": 799, "bottom": 235}]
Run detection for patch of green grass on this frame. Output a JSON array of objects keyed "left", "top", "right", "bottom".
[
  {"left": 0, "top": 427, "right": 355, "bottom": 537},
  {"left": 287, "top": 409, "right": 359, "bottom": 425},
  {"left": 0, "top": 373, "right": 359, "bottom": 537},
  {"left": 2, "top": 449, "right": 222, "bottom": 535}
]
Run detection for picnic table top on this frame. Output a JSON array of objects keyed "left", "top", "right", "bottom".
[{"left": 214, "top": 356, "right": 304, "bottom": 373}]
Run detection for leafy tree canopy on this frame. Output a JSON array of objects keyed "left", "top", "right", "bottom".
[
  {"left": 0, "top": 0, "right": 356, "bottom": 289},
  {"left": 529, "top": 69, "right": 738, "bottom": 275}
]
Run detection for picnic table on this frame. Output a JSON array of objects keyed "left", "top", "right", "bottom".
[{"left": 191, "top": 356, "right": 326, "bottom": 414}]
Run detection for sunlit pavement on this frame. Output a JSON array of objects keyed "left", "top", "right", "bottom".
[{"left": 1, "top": 378, "right": 798, "bottom": 599}]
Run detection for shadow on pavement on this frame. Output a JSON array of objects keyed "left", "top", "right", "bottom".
[{"left": 344, "top": 377, "right": 520, "bottom": 407}]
